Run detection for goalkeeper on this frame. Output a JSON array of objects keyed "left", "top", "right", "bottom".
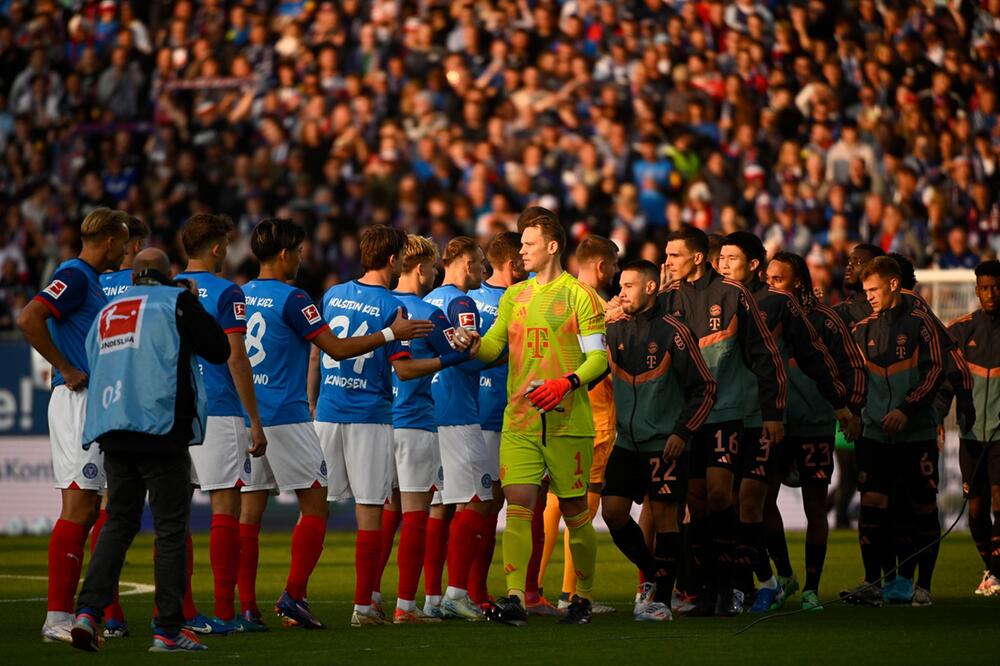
[{"left": 473, "top": 207, "right": 608, "bottom": 626}]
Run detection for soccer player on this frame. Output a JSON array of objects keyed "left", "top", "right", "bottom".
[
  {"left": 658, "top": 225, "right": 785, "bottom": 617},
  {"left": 835, "top": 243, "right": 886, "bottom": 327},
  {"left": 717, "top": 233, "right": 854, "bottom": 612},
  {"left": 475, "top": 206, "right": 608, "bottom": 626},
  {"left": 99, "top": 215, "right": 149, "bottom": 299},
  {"left": 176, "top": 214, "right": 268, "bottom": 633},
  {"left": 312, "top": 226, "right": 473, "bottom": 627},
  {"left": 604, "top": 260, "right": 717, "bottom": 622},
  {"left": 539, "top": 235, "right": 619, "bottom": 613},
  {"left": 17, "top": 208, "right": 129, "bottom": 642},
  {"left": 468, "top": 232, "right": 527, "bottom": 608},
  {"left": 238, "top": 219, "right": 432, "bottom": 630},
  {"left": 939, "top": 260, "right": 1000, "bottom": 596},
  {"left": 842, "top": 257, "right": 945, "bottom": 607},
  {"left": 424, "top": 236, "right": 496, "bottom": 620},
  {"left": 764, "top": 252, "right": 867, "bottom": 610}
]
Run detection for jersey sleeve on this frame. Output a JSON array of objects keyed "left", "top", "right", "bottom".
[
  {"left": 776, "top": 294, "right": 846, "bottom": 411},
  {"left": 477, "top": 289, "right": 511, "bottom": 364},
  {"left": 572, "top": 283, "right": 608, "bottom": 385},
  {"left": 426, "top": 307, "right": 459, "bottom": 357},
  {"left": 33, "top": 267, "right": 89, "bottom": 319},
  {"left": 734, "top": 283, "right": 787, "bottom": 421},
  {"left": 900, "top": 311, "right": 946, "bottom": 417},
  {"left": 383, "top": 304, "right": 409, "bottom": 361},
  {"left": 668, "top": 319, "right": 717, "bottom": 445},
  {"left": 447, "top": 295, "right": 481, "bottom": 332},
  {"left": 218, "top": 284, "right": 248, "bottom": 334},
  {"left": 283, "top": 289, "right": 326, "bottom": 341}
]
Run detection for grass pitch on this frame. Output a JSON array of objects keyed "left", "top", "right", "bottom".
[{"left": 1, "top": 529, "right": 997, "bottom": 665}]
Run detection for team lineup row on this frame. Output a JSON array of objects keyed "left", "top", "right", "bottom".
[{"left": 16, "top": 207, "right": 1000, "bottom": 652}]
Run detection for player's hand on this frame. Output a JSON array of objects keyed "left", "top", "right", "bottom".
[
  {"left": 605, "top": 296, "right": 628, "bottom": 324},
  {"left": 390, "top": 307, "right": 433, "bottom": 341},
  {"left": 465, "top": 332, "right": 481, "bottom": 358},
  {"left": 835, "top": 408, "right": 861, "bottom": 442},
  {"left": 526, "top": 377, "right": 573, "bottom": 412},
  {"left": 881, "top": 409, "right": 908, "bottom": 437},
  {"left": 956, "top": 396, "right": 976, "bottom": 434},
  {"left": 248, "top": 422, "right": 267, "bottom": 458},
  {"left": 763, "top": 420, "right": 784, "bottom": 445},
  {"left": 452, "top": 327, "right": 479, "bottom": 351},
  {"left": 662, "top": 434, "right": 684, "bottom": 460},
  {"left": 62, "top": 366, "right": 88, "bottom": 391}
]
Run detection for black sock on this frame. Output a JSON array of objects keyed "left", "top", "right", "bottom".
[
  {"left": 859, "top": 505, "right": 889, "bottom": 584},
  {"left": 676, "top": 522, "right": 690, "bottom": 593},
  {"left": 914, "top": 509, "right": 941, "bottom": 592},
  {"left": 804, "top": 542, "right": 827, "bottom": 593},
  {"left": 766, "top": 529, "right": 793, "bottom": 578},
  {"left": 894, "top": 503, "right": 916, "bottom": 581},
  {"left": 709, "top": 507, "right": 737, "bottom": 592},
  {"left": 968, "top": 507, "right": 992, "bottom": 569},
  {"left": 653, "top": 532, "right": 681, "bottom": 604},
  {"left": 689, "top": 516, "right": 711, "bottom": 597},
  {"left": 734, "top": 522, "right": 756, "bottom": 594},
  {"left": 990, "top": 511, "right": 1000, "bottom": 578},
  {"left": 609, "top": 519, "right": 658, "bottom": 581}
]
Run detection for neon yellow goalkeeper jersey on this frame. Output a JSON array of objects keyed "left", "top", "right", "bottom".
[{"left": 477, "top": 271, "right": 607, "bottom": 437}]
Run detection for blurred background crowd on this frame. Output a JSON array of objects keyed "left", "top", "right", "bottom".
[{"left": 1, "top": 0, "right": 999, "bottom": 331}]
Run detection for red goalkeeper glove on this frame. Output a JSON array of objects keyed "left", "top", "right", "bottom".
[{"left": 527, "top": 374, "right": 580, "bottom": 412}]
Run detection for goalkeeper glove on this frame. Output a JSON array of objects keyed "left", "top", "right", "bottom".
[{"left": 527, "top": 374, "right": 580, "bottom": 413}]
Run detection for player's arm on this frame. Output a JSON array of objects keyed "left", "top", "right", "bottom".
[
  {"left": 734, "top": 284, "right": 786, "bottom": 440},
  {"left": 885, "top": 313, "right": 946, "bottom": 439},
  {"left": 18, "top": 270, "right": 88, "bottom": 390},
  {"left": 663, "top": 320, "right": 717, "bottom": 458},
  {"left": 475, "top": 291, "right": 511, "bottom": 364},
  {"left": 307, "top": 345, "right": 321, "bottom": 417},
  {"left": 393, "top": 307, "right": 480, "bottom": 380},
  {"left": 312, "top": 305, "right": 434, "bottom": 360},
  {"left": 780, "top": 297, "right": 847, "bottom": 411},
  {"left": 818, "top": 305, "right": 868, "bottom": 416},
  {"left": 217, "top": 286, "right": 266, "bottom": 454}
]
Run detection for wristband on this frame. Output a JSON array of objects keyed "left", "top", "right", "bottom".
[
  {"left": 381, "top": 326, "right": 395, "bottom": 343},
  {"left": 565, "top": 373, "right": 581, "bottom": 390},
  {"left": 439, "top": 351, "right": 468, "bottom": 369}
]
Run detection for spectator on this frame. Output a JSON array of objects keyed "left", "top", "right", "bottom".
[{"left": 939, "top": 225, "right": 981, "bottom": 269}]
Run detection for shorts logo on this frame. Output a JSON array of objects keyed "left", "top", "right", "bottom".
[
  {"left": 458, "top": 312, "right": 476, "bottom": 329},
  {"left": 44, "top": 279, "right": 68, "bottom": 299},
  {"left": 243, "top": 458, "right": 252, "bottom": 474},
  {"left": 302, "top": 304, "right": 322, "bottom": 325},
  {"left": 82, "top": 463, "right": 99, "bottom": 480},
  {"left": 319, "top": 460, "right": 328, "bottom": 477},
  {"left": 234, "top": 302, "right": 246, "bottom": 321},
  {"left": 481, "top": 473, "right": 492, "bottom": 489},
  {"left": 98, "top": 296, "right": 147, "bottom": 354}
]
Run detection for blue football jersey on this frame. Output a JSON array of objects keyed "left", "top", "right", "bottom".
[
  {"left": 34, "top": 258, "right": 107, "bottom": 388},
  {"left": 425, "top": 284, "right": 482, "bottom": 427},
  {"left": 99, "top": 269, "right": 132, "bottom": 299},
  {"left": 391, "top": 292, "right": 459, "bottom": 432},
  {"left": 469, "top": 282, "right": 508, "bottom": 432},
  {"left": 242, "top": 279, "right": 325, "bottom": 427},
  {"left": 176, "top": 270, "right": 247, "bottom": 417},
  {"left": 315, "top": 281, "right": 408, "bottom": 425}
]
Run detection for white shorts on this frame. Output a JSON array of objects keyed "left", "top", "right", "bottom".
[
  {"left": 49, "top": 386, "right": 104, "bottom": 492},
  {"left": 439, "top": 424, "right": 495, "bottom": 504},
  {"left": 392, "top": 429, "right": 442, "bottom": 493},
  {"left": 482, "top": 429, "right": 501, "bottom": 475},
  {"left": 243, "top": 422, "right": 328, "bottom": 493},
  {"left": 317, "top": 422, "right": 393, "bottom": 505},
  {"left": 190, "top": 416, "right": 251, "bottom": 491}
]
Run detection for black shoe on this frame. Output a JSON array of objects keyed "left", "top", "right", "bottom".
[
  {"left": 686, "top": 593, "right": 716, "bottom": 617},
  {"left": 714, "top": 588, "right": 744, "bottom": 617},
  {"left": 558, "top": 596, "right": 592, "bottom": 625},
  {"left": 485, "top": 596, "right": 528, "bottom": 627}
]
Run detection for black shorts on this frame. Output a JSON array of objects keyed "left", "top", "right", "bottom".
[
  {"left": 855, "top": 438, "right": 939, "bottom": 505},
  {"left": 690, "top": 420, "right": 741, "bottom": 478},
  {"left": 602, "top": 447, "right": 689, "bottom": 504},
  {"left": 776, "top": 435, "right": 835, "bottom": 486},
  {"left": 740, "top": 427, "right": 775, "bottom": 483},
  {"left": 959, "top": 439, "right": 1000, "bottom": 495}
]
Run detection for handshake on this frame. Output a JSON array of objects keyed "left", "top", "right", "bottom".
[{"left": 451, "top": 327, "right": 481, "bottom": 356}]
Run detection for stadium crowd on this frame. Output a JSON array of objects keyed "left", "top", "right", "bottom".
[{"left": 3, "top": 0, "right": 1000, "bottom": 331}]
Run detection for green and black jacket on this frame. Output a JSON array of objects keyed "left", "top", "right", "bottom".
[
  {"left": 658, "top": 267, "right": 786, "bottom": 424},
  {"left": 852, "top": 299, "right": 947, "bottom": 443},
  {"left": 941, "top": 310, "right": 1000, "bottom": 443},
  {"left": 607, "top": 299, "right": 717, "bottom": 453}
]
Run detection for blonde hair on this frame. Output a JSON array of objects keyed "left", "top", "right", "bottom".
[
  {"left": 402, "top": 234, "right": 439, "bottom": 273},
  {"left": 80, "top": 208, "right": 129, "bottom": 241}
]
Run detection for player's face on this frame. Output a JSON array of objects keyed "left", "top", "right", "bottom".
[
  {"left": 418, "top": 259, "right": 437, "bottom": 293},
  {"left": 976, "top": 274, "right": 1000, "bottom": 314},
  {"left": 665, "top": 240, "right": 700, "bottom": 282},
  {"left": 863, "top": 273, "right": 898, "bottom": 313},
  {"left": 105, "top": 230, "right": 129, "bottom": 271},
  {"left": 618, "top": 269, "right": 657, "bottom": 315},
  {"left": 766, "top": 260, "right": 798, "bottom": 293},
  {"left": 520, "top": 226, "right": 552, "bottom": 274},
  {"left": 282, "top": 244, "right": 303, "bottom": 278},
  {"left": 596, "top": 257, "right": 619, "bottom": 291},
  {"left": 464, "top": 248, "right": 484, "bottom": 291},
  {"left": 717, "top": 245, "right": 753, "bottom": 284},
  {"left": 510, "top": 255, "right": 528, "bottom": 282},
  {"left": 212, "top": 237, "right": 229, "bottom": 272},
  {"left": 845, "top": 248, "right": 874, "bottom": 287}
]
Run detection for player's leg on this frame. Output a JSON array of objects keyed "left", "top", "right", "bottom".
[
  {"left": 523, "top": 480, "right": 548, "bottom": 608},
  {"left": 373, "top": 489, "right": 401, "bottom": 615},
  {"left": 738, "top": 427, "right": 778, "bottom": 611},
  {"left": 237, "top": 442, "right": 277, "bottom": 629},
  {"left": 911, "top": 440, "right": 941, "bottom": 604},
  {"left": 548, "top": 436, "right": 596, "bottom": 623},
  {"left": 423, "top": 498, "right": 452, "bottom": 615},
  {"left": 539, "top": 489, "right": 562, "bottom": 594},
  {"left": 704, "top": 421, "right": 740, "bottom": 616},
  {"left": 685, "top": 426, "right": 712, "bottom": 615},
  {"left": 990, "top": 478, "right": 1000, "bottom": 595},
  {"left": 602, "top": 449, "right": 657, "bottom": 589},
  {"left": 468, "top": 430, "right": 503, "bottom": 605},
  {"left": 960, "top": 440, "right": 994, "bottom": 592},
  {"left": 843, "top": 437, "right": 891, "bottom": 606},
  {"left": 88, "top": 493, "right": 126, "bottom": 635}
]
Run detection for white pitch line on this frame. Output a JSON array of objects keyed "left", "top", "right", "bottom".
[{"left": 0, "top": 574, "right": 155, "bottom": 603}]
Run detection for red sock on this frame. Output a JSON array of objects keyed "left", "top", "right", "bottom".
[
  {"left": 89, "top": 510, "right": 125, "bottom": 622},
  {"left": 396, "top": 511, "right": 428, "bottom": 602},
  {"left": 354, "top": 529, "right": 382, "bottom": 606},
  {"left": 210, "top": 515, "right": 241, "bottom": 621},
  {"left": 183, "top": 533, "right": 198, "bottom": 620},
  {"left": 375, "top": 509, "right": 401, "bottom": 596},
  {"left": 446, "top": 510, "right": 486, "bottom": 592},
  {"left": 287, "top": 514, "right": 326, "bottom": 601},
  {"left": 525, "top": 495, "right": 547, "bottom": 601},
  {"left": 638, "top": 569, "right": 646, "bottom": 585},
  {"left": 423, "top": 516, "right": 448, "bottom": 597},
  {"left": 238, "top": 523, "right": 261, "bottom": 615},
  {"left": 48, "top": 519, "right": 85, "bottom": 612},
  {"left": 468, "top": 513, "right": 498, "bottom": 604}
]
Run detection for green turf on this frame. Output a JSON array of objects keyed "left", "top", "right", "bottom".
[{"left": 1, "top": 529, "right": 997, "bottom": 664}]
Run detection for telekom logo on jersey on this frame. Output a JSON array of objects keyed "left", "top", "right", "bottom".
[{"left": 97, "top": 296, "right": 146, "bottom": 354}]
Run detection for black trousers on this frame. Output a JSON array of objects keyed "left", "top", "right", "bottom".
[{"left": 76, "top": 448, "right": 193, "bottom": 634}]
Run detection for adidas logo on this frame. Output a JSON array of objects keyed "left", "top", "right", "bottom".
[
  {"left": 868, "top": 340, "right": 876, "bottom": 346},
  {"left": 571, "top": 479, "right": 584, "bottom": 490},
  {"left": 504, "top": 563, "right": 517, "bottom": 575},
  {"left": 969, "top": 340, "right": 977, "bottom": 347}
]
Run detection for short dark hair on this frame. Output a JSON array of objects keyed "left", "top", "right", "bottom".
[
  {"left": 517, "top": 206, "right": 567, "bottom": 254},
  {"left": 250, "top": 218, "right": 305, "bottom": 263},
  {"left": 852, "top": 243, "right": 885, "bottom": 260},
  {"left": 888, "top": 252, "right": 917, "bottom": 290},
  {"left": 485, "top": 231, "right": 521, "bottom": 268},
  {"left": 181, "top": 213, "right": 234, "bottom": 258},
  {"left": 360, "top": 225, "right": 407, "bottom": 271},
  {"left": 666, "top": 224, "right": 709, "bottom": 256},
  {"left": 721, "top": 231, "right": 767, "bottom": 267},
  {"left": 859, "top": 255, "right": 902, "bottom": 283},
  {"left": 442, "top": 236, "right": 481, "bottom": 267},
  {"left": 575, "top": 234, "right": 619, "bottom": 266},
  {"left": 975, "top": 259, "right": 1000, "bottom": 279},
  {"left": 620, "top": 259, "right": 660, "bottom": 287},
  {"left": 125, "top": 215, "right": 150, "bottom": 241}
]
